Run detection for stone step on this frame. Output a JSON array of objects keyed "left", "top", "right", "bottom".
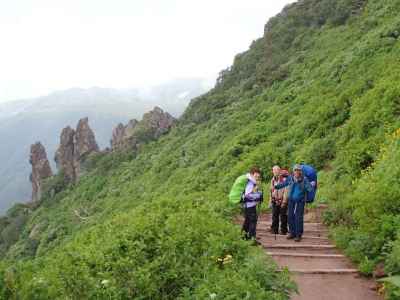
[
  {"left": 300, "top": 229, "right": 329, "bottom": 235},
  {"left": 267, "top": 252, "right": 345, "bottom": 258},
  {"left": 272, "top": 255, "right": 352, "bottom": 270},
  {"left": 259, "top": 222, "right": 323, "bottom": 227},
  {"left": 263, "top": 244, "right": 339, "bottom": 255},
  {"left": 258, "top": 232, "right": 329, "bottom": 240},
  {"left": 258, "top": 233, "right": 330, "bottom": 243},
  {"left": 291, "top": 273, "right": 381, "bottom": 300},
  {"left": 289, "top": 268, "right": 359, "bottom": 274},
  {"left": 258, "top": 222, "right": 329, "bottom": 232},
  {"left": 260, "top": 238, "right": 331, "bottom": 247},
  {"left": 266, "top": 247, "right": 339, "bottom": 255},
  {"left": 267, "top": 244, "right": 335, "bottom": 249}
]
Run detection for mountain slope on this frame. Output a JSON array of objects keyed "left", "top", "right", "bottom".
[
  {"left": 0, "top": 79, "right": 210, "bottom": 213},
  {"left": 1, "top": 0, "right": 400, "bottom": 298}
]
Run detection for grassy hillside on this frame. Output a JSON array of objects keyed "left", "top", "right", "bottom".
[
  {"left": 1, "top": 0, "right": 400, "bottom": 298},
  {"left": 0, "top": 80, "right": 208, "bottom": 214}
]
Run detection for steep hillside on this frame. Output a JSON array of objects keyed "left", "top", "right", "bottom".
[
  {"left": 1, "top": 0, "right": 400, "bottom": 298},
  {"left": 0, "top": 79, "right": 209, "bottom": 213}
]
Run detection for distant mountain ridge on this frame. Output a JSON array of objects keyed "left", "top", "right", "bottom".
[{"left": 0, "top": 78, "right": 211, "bottom": 213}]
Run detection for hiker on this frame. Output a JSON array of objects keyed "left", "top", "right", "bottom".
[
  {"left": 274, "top": 164, "right": 312, "bottom": 242},
  {"left": 269, "top": 166, "right": 288, "bottom": 235},
  {"left": 242, "top": 166, "right": 263, "bottom": 242}
]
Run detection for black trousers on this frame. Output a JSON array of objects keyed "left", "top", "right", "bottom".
[
  {"left": 242, "top": 206, "right": 258, "bottom": 239},
  {"left": 271, "top": 202, "right": 288, "bottom": 234}
]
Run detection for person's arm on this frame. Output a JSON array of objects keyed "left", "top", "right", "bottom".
[
  {"left": 275, "top": 177, "right": 291, "bottom": 190},
  {"left": 244, "top": 181, "right": 263, "bottom": 202},
  {"left": 244, "top": 181, "right": 255, "bottom": 197}
]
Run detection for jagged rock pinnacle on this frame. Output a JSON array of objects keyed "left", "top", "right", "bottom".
[{"left": 30, "top": 142, "right": 53, "bottom": 202}]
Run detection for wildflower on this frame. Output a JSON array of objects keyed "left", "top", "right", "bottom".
[{"left": 101, "top": 279, "right": 110, "bottom": 286}]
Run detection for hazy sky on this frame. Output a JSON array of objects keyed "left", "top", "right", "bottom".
[{"left": 0, "top": 0, "right": 295, "bottom": 102}]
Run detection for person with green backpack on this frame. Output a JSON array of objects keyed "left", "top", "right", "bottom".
[{"left": 229, "top": 166, "right": 263, "bottom": 242}]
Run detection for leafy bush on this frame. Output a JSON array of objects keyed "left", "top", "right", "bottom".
[
  {"left": 1, "top": 0, "right": 400, "bottom": 298},
  {"left": 2, "top": 202, "right": 294, "bottom": 299}
]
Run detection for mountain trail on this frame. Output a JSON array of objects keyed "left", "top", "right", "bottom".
[{"left": 244, "top": 205, "right": 383, "bottom": 300}]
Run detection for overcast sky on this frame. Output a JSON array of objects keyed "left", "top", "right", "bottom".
[{"left": 0, "top": 0, "right": 295, "bottom": 103}]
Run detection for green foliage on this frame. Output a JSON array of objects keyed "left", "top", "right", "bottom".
[
  {"left": 0, "top": 204, "right": 30, "bottom": 256},
  {"left": 326, "top": 129, "right": 400, "bottom": 296},
  {"left": 0, "top": 203, "right": 294, "bottom": 299},
  {"left": 379, "top": 276, "right": 400, "bottom": 300},
  {"left": 1, "top": 0, "right": 400, "bottom": 298}
]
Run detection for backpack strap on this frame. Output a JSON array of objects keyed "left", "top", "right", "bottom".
[{"left": 300, "top": 178, "right": 307, "bottom": 201}]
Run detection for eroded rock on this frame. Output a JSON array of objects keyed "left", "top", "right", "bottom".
[
  {"left": 55, "top": 118, "right": 99, "bottom": 183},
  {"left": 111, "top": 107, "right": 175, "bottom": 151},
  {"left": 30, "top": 142, "right": 53, "bottom": 202}
]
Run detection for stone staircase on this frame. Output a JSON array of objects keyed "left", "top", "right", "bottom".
[{"left": 256, "top": 208, "right": 382, "bottom": 300}]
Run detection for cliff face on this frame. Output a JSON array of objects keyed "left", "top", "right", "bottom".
[
  {"left": 55, "top": 118, "right": 99, "bottom": 183},
  {"left": 54, "top": 126, "right": 76, "bottom": 183},
  {"left": 110, "top": 120, "right": 139, "bottom": 151},
  {"left": 110, "top": 107, "right": 176, "bottom": 151},
  {"left": 73, "top": 117, "right": 99, "bottom": 180},
  {"left": 26, "top": 108, "right": 174, "bottom": 217},
  {"left": 29, "top": 142, "right": 53, "bottom": 202},
  {"left": 140, "top": 106, "right": 176, "bottom": 139}
]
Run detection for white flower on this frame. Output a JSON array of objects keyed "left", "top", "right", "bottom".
[
  {"left": 101, "top": 279, "right": 110, "bottom": 286},
  {"left": 210, "top": 293, "right": 217, "bottom": 299}
]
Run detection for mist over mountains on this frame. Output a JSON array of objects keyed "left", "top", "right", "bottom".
[{"left": 0, "top": 78, "right": 211, "bottom": 213}]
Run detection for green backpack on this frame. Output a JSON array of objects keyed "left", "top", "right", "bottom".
[{"left": 228, "top": 175, "right": 249, "bottom": 204}]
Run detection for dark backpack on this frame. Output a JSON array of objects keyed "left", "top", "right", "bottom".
[{"left": 300, "top": 164, "right": 318, "bottom": 203}]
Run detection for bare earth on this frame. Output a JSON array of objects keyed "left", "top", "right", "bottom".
[{"left": 255, "top": 207, "right": 383, "bottom": 300}]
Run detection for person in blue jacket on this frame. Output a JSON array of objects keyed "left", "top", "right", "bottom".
[{"left": 274, "top": 164, "right": 312, "bottom": 242}]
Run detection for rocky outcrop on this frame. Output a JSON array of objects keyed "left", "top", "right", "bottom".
[
  {"left": 111, "top": 107, "right": 176, "bottom": 151},
  {"left": 110, "top": 119, "right": 139, "bottom": 150},
  {"left": 73, "top": 118, "right": 99, "bottom": 179},
  {"left": 55, "top": 126, "right": 76, "bottom": 182},
  {"left": 55, "top": 118, "right": 99, "bottom": 183},
  {"left": 111, "top": 123, "right": 126, "bottom": 150},
  {"left": 140, "top": 106, "right": 176, "bottom": 139},
  {"left": 29, "top": 142, "right": 53, "bottom": 202}
]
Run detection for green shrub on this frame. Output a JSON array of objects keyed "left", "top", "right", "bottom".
[{"left": 2, "top": 201, "right": 295, "bottom": 299}]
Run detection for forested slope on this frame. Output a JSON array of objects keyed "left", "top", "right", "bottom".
[{"left": 1, "top": 0, "right": 400, "bottom": 298}]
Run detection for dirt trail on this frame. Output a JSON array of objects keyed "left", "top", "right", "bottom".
[{"left": 256, "top": 206, "right": 383, "bottom": 300}]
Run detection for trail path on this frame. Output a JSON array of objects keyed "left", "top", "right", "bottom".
[{"left": 256, "top": 206, "right": 383, "bottom": 300}]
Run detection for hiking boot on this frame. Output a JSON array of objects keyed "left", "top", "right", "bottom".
[
  {"left": 294, "top": 236, "right": 301, "bottom": 242},
  {"left": 286, "top": 234, "right": 295, "bottom": 240}
]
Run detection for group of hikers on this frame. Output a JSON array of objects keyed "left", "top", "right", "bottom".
[{"left": 229, "top": 164, "right": 317, "bottom": 244}]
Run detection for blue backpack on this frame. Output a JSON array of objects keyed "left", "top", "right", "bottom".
[{"left": 301, "top": 164, "right": 318, "bottom": 203}]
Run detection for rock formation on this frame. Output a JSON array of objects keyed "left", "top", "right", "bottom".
[
  {"left": 55, "top": 118, "right": 99, "bottom": 183},
  {"left": 29, "top": 142, "right": 53, "bottom": 202},
  {"left": 110, "top": 107, "right": 176, "bottom": 151},
  {"left": 73, "top": 117, "right": 99, "bottom": 179},
  {"left": 55, "top": 126, "right": 76, "bottom": 182},
  {"left": 140, "top": 106, "right": 176, "bottom": 139},
  {"left": 110, "top": 119, "right": 139, "bottom": 150}
]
